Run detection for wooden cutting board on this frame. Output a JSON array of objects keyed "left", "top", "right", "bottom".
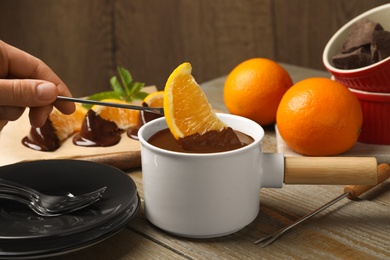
[{"left": 0, "top": 87, "right": 158, "bottom": 170}]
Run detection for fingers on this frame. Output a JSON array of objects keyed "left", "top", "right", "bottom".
[
  {"left": 0, "top": 106, "right": 25, "bottom": 121},
  {"left": 0, "top": 79, "right": 63, "bottom": 127},
  {"left": 29, "top": 105, "right": 54, "bottom": 127},
  {"left": 0, "top": 120, "right": 8, "bottom": 131},
  {"left": 0, "top": 79, "right": 57, "bottom": 107},
  {"left": 0, "top": 41, "right": 75, "bottom": 114},
  {"left": 0, "top": 104, "right": 53, "bottom": 129}
]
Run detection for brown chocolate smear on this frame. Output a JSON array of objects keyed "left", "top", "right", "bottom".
[
  {"left": 148, "top": 127, "right": 254, "bottom": 153},
  {"left": 22, "top": 119, "right": 60, "bottom": 151},
  {"left": 73, "top": 110, "right": 121, "bottom": 147}
]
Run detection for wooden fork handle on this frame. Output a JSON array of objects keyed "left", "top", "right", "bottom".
[{"left": 344, "top": 163, "right": 390, "bottom": 199}]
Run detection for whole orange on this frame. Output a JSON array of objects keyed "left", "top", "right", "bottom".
[
  {"left": 276, "top": 78, "right": 363, "bottom": 156},
  {"left": 224, "top": 58, "right": 293, "bottom": 126}
]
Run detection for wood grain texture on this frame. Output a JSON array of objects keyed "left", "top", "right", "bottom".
[
  {"left": 273, "top": 0, "right": 390, "bottom": 70},
  {"left": 284, "top": 157, "right": 378, "bottom": 185},
  {"left": 0, "top": 59, "right": 388, "bottom": 259},
  {"left": 114, "top": 0, "right": 273, "bottom": 90},
  {"left": 1, "top": 0, "right": 389, "bottom": 96},
  {"left": 0, "top": 0, "right": 114, "bottom": 97}
]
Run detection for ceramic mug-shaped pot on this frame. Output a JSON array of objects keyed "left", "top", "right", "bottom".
[
  {"left": 138, "top": 114, "right": 377, "bottom": 238},
  {"left": 138, "top": 114, "right": 281, "bottom": 238}
]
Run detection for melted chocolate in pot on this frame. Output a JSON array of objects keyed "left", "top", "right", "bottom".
[
  {"left": 22, "top": 119, "right": 60, "bottom": 152},
  {"left": 148, "top": 127, "right": 254, "bottom": 153},
  {"left": 73, "top": 110, "right": 122, "bottom": 147}
]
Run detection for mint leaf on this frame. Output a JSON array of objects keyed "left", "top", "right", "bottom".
[
  {"left": 132, "top": 91, "right": 149, "bottom": 100},
  {"left": 118, "top": 66, "right": 133, "bottom": 92},
  {"left": 125, "top": 82, "right": 145, "bottom": 102},
  {"left": 110, "top": 76, "right": 125, "bottom": 97},
  {"left": 86, "top": 66, "right": 148, "bottom": 106},
  {"left": 83, "top": 91, "right": 122, "bottom": 109}
]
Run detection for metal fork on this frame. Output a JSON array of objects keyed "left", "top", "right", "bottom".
[
  {"left": 0, "top": 192, "right": 103, "bottom": 217},
  {"left": 0, "top": 178, "right": 106, "bottom": 216},
  {"left": 57, "top": 96, "right": 165, "bottom": 115}
]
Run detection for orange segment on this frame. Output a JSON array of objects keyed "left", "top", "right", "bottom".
[
  {"left": 143, "top": 91, "right": 164, "bottom": 108},
  {"left": 50, "top": 103, "right": 87, "bottom": 141},
  {"left": 91, "top": 99, "right": 139, "bottom": 129},
  {"left": 164, "top": 62, "right": 227, "bottom": 139}
]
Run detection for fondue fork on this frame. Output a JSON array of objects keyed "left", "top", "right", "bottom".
[
  {"left": 57, "top": 96, "right": 164, "bottom": 116},
  {"left": 254, "top": 163, "right": 390, "bottom": 247}
]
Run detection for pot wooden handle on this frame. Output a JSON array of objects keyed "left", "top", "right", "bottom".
[{"left": 284, "top": 157, "right": 377, "bottom": 185}]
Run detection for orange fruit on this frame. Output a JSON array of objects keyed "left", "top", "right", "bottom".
[
  {"left": 143, "top": 91, "right": 164, "bottom": 107},
  {"left": 224, "top": 58, "right": 293, "bottom": 126},
  {"left": 50, "top": 104, "right": 87, "bottom": 141},
  {"left": 91, "top": 99, "right": 139, "bottom": 129},
  {"left": 164, "top": 62, "right": 227, "bottom": 139},
  {"left": 276, "top": 78, "right": 363, "bottom": 156}
]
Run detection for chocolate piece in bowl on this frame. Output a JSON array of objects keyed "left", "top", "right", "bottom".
[
  {"left": 333, "top": 46, "right": 373, "bottom": 69},
  {"left": 342, "top": 18, "right": 383, "bottom": 53},
  {"left": 371, "top": 30, "right": 390, "bottom": 61}
]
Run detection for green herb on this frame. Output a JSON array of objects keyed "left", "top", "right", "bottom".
[{"left": 83, "top": 66, "right": 148, "bottom": 109}]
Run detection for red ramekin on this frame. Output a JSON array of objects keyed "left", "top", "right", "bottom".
[
  {"left": 323, "top": 4, "right": 390, "bottom": 93},
  {"left": 349, "top": 88, "right": 390, "bottom": 145}
]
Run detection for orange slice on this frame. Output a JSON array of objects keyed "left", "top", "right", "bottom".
[
  {"left": 164, "top": 62, "right": 226, "bottom": 139},
  {"left": 143, "top": 91, "right": 164, "bottom": 108},
  {"left": 91, "top": 99, "right": 139, "bottom": 129},
  {"left": 50, "top": 103, "right": 87, "bottom": 141}
]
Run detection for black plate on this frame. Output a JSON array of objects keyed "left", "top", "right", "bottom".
[{"left": 0, "top": 160, "right": 140, "bottom": 258}]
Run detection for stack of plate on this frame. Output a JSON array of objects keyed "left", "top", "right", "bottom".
[{"left": 0, "top": 160, "right": 140, "bottom": 259}]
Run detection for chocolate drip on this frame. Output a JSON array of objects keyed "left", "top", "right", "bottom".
[
  {"left": 22, "top": 119, "right": 60, "bottom": 152},
  {"left": 148, "top": 127, "right": 253, "bottom": 153},
  {"left": 127, "top": 103, "right": 163, "bottom": 140},
  {"left": 73, "top": 110, "right": 121, "bottom": 147}
]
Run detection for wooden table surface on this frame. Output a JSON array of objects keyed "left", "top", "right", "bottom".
[{"left": 52, "top": 64, "right": 390, "bottom": 260}]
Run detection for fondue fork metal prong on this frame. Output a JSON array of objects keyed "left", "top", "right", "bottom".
[
  {"left": 254, "top": 163, "right": 390, "bottom": 247},
  {"left": 56, "top": 96, "right": 164, "bottom": 116},
  {"left": 254, "top": 192, "right": 349, "bottom": 247}
]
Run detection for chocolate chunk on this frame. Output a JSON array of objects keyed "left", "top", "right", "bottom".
[
  {"left": 371, "top": 30, "right": 390, "bottom": 61},
  {"left": 333, "top": 46, "right": 373, "bottom": 69},
  {"left": 342, "top": 18, "right": 383, "bottom": 53}
]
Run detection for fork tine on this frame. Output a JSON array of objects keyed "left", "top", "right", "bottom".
[
  {"left": 56, "top": 196, "right": 102, "bottom": 214},
  {"left": 45, "top": 190, "right": 105, "bottom": 212},
  {"left": 0, "top": 185, "right": 106, "bottom": 216},
  {"left": 67, "top": 186, "right": 107, "bottom": 201}
]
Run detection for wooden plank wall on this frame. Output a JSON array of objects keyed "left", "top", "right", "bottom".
[{"left": 0, "top": 0, "right": 389, "bottom": 97}]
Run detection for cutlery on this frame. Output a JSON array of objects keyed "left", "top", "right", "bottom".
[
  {"left": 57, "top": 96, "right": 164, "bottom": 116},
  {"left": 0, "top": 192, "right": 102, "bottom": 217},
  {"left": 0, "top": 177, "right": 106, "bottom": 216},
  {"left": 254, "top": 163, "right": 390, "bottom": 247}
]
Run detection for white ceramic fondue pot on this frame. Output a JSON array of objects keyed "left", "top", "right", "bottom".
[{"left": 138, "top": 114, "right": 377, "bottom": 238}]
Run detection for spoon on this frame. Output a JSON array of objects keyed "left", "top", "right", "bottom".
[{"left": 57, "top": 96, "right": 164, "bottom": 116}]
